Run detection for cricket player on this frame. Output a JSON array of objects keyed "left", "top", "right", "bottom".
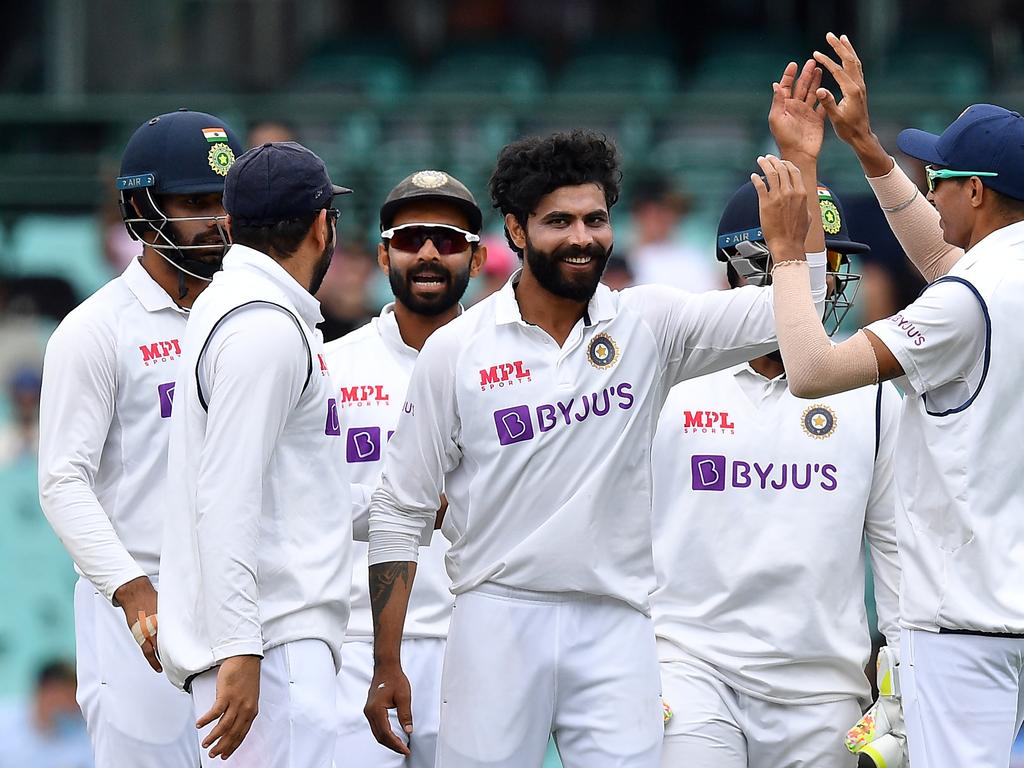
[
  {"left": 762, "top": 31, "right": 1024, "bottom": 768},
  {"left": 652, "top": 178, "right": 902, "bottom": 768},
  {"left": 325, "top": 170, "right": 486, "bottom": 767},
  {"left": 37, "top": 109, "right": 242, "bottom": 768},
  {"left": 363, "top": 120, "right": 828, "bottom": 766},
  {"left": 159, "top": 142, "right": 354, "bottom": 766}
]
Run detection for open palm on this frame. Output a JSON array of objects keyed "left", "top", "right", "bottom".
[{"left": 768, "top": 60, "right": 825, "bottom": 160}]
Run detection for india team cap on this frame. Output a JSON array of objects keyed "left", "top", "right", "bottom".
[
  {"left": 223, "top": 141, "right": 352, "bottom": 226},
  {"left": 897, "top": 104, "right": 1024, "bottom": 201},
  {"left": 380, "top": 170, "right": 483, "bottom": 234}
]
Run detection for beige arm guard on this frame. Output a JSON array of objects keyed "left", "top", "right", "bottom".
[
  {"left": 867, "top": 160, "right": 963, "bottom": 282},
  {"left": 772, "top": 260, "right": 879, "bottom": 398}
]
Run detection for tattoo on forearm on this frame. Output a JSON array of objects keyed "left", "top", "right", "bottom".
[{"left": 368, "top": 562, "right": 411, "bottom": 629}]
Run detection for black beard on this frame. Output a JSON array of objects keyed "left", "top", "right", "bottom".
[
  {"left": 389, "top": 259, "right": 471, "bottom": 317},
  {"left": 163, "top": 221, "right": 227, "bottom": 273},
  {"left": 524, "top": 238, "right": 611, "bottom": 302},
  {"left": 310, "top": 240, "right": 334, "bottom": 296}
]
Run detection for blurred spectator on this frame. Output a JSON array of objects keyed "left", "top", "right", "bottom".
[
  {"left": 317, "top": 241, "right": 378, "bottom": 342},
  {"left": 247, "top": 120, "right": 296, "bottom": 149},
  {"left": 601, "top": 254, "right": 634, "bottom": 291},
  {"left": 99, "top": 159, "right": 137, "bottom": 273},
  {"left": 0, "top": 367, "right": 41, "bottom": 465},
  {"left": 0, "top": 660, "right": 92, "bottom": 768},
  {"left": 627, "top": 175, "right": 724, "bottom": 292},
  {"left": 473, "top": 233, "right": 518, "bottom": 302}
]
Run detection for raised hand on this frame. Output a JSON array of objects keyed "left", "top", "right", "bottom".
[
  {"left": 750, "top": 155, "right": 810, "bottom": 261},
  {"left": 768, "top": 59, "right": 825, "bottom": 161}
]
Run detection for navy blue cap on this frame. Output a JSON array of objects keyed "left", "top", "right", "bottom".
[
  {"left": 897, "top": 104, "right": 1024, "bottom": 201},
  {"left": 117, "top": 109, "right": 243, "bottom": 195},
  {"left": 223, "top": 141, "right": 352, "bottom": 225},
  {"left": 716, "top": 180, "right": 869, "bottom": 255}
]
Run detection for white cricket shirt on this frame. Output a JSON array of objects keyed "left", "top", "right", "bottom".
[
  {"left": 369, "top": 264, "right": 826, "bottom": 612},
  {"left": 868, "top": 221, "right": 1024, "bottom": 634},
  {"left": 158, "top": 245, "right": 353, "bottom": 689},
  {"left": 38, "top": 257, "right": 187, "bottom": 601},
  {"left": 650, "top": 365, "right": 902, "bottom": 704},
  {"left": 323, "top": 304, "right": 452, "bottom": 640}
]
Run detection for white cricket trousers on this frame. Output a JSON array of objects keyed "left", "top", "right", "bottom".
[
  {"left": 902, "top": 628, "right": 1024, "bottom": 767},
  {"left": 74, "top": 578, "right": 198, "bottom": 768},
  {"left": 436, "top": 583, "right": 664, "bottom": 768},
  {"left": 335, "top": 637, "right": 445, "bottom": 767},
  {"left": 659, "top": 658, "right": 859, "bottom": 768},
  {"left": 192, "top": 638, "right": 336, "bottom": 768}
]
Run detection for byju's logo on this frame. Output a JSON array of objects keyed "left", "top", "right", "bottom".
[
  {"left": 494, "top": 406, "right": 534, "bottom": 445},
  {"left": 139, "top": 339, "right": 181, "bottom": 366},
  {"left": 325, "top": 398, "right": 341, "bottom": 436},
  {"left": 479, "top": 361, "right": 532, "bottom": 391},
  {"left": 347, "top": 426, "right": 381, "bottom": 462},
  {"left": 157, "top": 382, "right": 175, "bottom": 419},
  {"left": 690, "top": 454, "right": 838, "bottom": 492},
  {"left": 691, "top": 455, "right": 727, "bottom": 491},
  {"left": 492, "top": 383, "right": 634, "bottom": 446},
  {"left": 344, "top": 427, "right": 396, "bottom": 462}
]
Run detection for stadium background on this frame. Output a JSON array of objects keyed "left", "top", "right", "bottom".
[{"left": 1, "top": 0, "right": 1023, "bottom": 764}]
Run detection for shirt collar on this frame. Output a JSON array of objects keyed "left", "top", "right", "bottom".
[
  {"left": 493, "top": 268, "right": 617, "bottom": 326},
  {"left": 377, "top": 301, "right": 464, "bottom": 358},
  {"left": 122, "top": 256, "right": 186, "bottom": 315},
  {"left": 222, "top": 244, "right": 324, "bottom": 329},
  {"left": 962, "top": 219, "right": 1024, "bottom": 267},
  {"left": 733, "top": 362, "right": 786, "bottom": 384}
]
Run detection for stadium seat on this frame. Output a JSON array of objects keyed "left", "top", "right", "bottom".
[
  {"left": 7, "top": 215, "right": 112, "bottom": 301},
  {"left": 296, "top": 41, "right": 411, "bottom": 102}
]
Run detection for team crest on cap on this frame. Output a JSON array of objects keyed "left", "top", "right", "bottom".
[
  {"left": 411, "top": 170, "right": 448, "bottom": 189},
  {"left": 819, "top": 199, "right": 841, "bottom": 235},
  {"left": 208, "top": 143, "right": 236, "bottom": 176},
  {"left": 802, "top": 404, "right": 837, "bottom": 439},
  {"left": 587, "top": 332, "right": 619, "bottom": 369}
]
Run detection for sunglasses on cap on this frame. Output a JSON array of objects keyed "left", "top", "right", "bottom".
[
  {"left": 381, "top": 223, "right": 480, "bottom": 255},
  {"left": 925, "top": 165, "right": 998, "bottom": 194}
]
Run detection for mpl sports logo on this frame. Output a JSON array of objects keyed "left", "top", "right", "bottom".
[
  {"left": 493, "top": 382, "right": 634, "bottom": 445},
  {"left": 690, "top": 454, "right": 837, "bottom": 492},
  {"left": 139, "top": 339, "right": 181, "bottom": 366},
  {"left": 479, "top": 360, "right": 531, "bottom": 391},
  {"left": 338, "top": 385, "right": 390, "bottom": 408},
  {"left": 683, "top": 410, "right": 735, "bottom": 435}
]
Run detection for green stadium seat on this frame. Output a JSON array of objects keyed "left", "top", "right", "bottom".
[
  {"left": 296, "top": 42, "right": 411, "bottom": 102},
  {"left": 8, "top": 215, "right": 113, "bottom": 300}
]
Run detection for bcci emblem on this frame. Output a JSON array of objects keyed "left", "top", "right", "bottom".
[
  {"left": 802, "top": 404, "right": 837, "bottom": 439},
  {"left": 411, "top": 170, "right": 448, "bottom": 189},
  {"left": 587, "top": 332, "right": 619, "bottom": 369},
  {"left": 819, "top": 199, "right": 842, "bottom": 235},
  {"left": 208, "top": 143, "right": 236, "bottom": 177}
]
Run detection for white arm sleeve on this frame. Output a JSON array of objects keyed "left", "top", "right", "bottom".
[
  {"left": 368, "top": 330, "right": 462, "bottom": 565},
  {"left": 196, "top": 305, "right": 308, "bottom": 661},
  {"left": 624, "top": 251, "right": 827, "bottom": 385},
  {"left": 38, "top": 319, "right": 146, "bottom": 602},
  {"left": 863, "top": 384, "right": 902, "bottom": 653}
]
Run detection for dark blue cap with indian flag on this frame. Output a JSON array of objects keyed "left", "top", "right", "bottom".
[{"left": 897, "top": 104, "right": 1024, "bottom": 201}]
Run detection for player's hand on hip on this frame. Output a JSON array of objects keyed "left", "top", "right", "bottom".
[
  {"left": 113, "top": 575, "right": 162, "bottom": 672},
  {"left": 751, "top": 155, "right": 809, "bottom": 260},
  {"left": 196, "top": 655, "right": 261, "bottom": 760},
  {"left": 768, "top": 58, "right": 825, "bottom": 160},
  {"left": 813, "top": 32, "right": 874, "bottom": 146},
  {"left": 364, "top": 663, "right": 413, "bottom": 756}
]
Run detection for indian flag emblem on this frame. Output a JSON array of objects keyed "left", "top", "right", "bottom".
[{"left": 202, "top": 127, "right": 228, "bottom": 143}]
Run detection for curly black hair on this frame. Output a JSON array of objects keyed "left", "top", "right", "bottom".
[{"left": 489, "top": 130, "right": 622, "bottom": 255}]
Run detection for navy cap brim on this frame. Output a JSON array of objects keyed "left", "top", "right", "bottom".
[
  {"left": 331, "top": 184, "right": 353, "bottom": 196},
  {"left": 824, "top": 238, "right": 871, "bottom": 255},
  {"left": 896, "top": 128, "right": 946, "bottom": 165}
]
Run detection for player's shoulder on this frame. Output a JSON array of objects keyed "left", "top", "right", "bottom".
[
  {"left": 324, "top": 317, "right": 380, "bottom": 357},
  {"left": 47, "top": 273, "right": 135, "bottom": 349}
]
